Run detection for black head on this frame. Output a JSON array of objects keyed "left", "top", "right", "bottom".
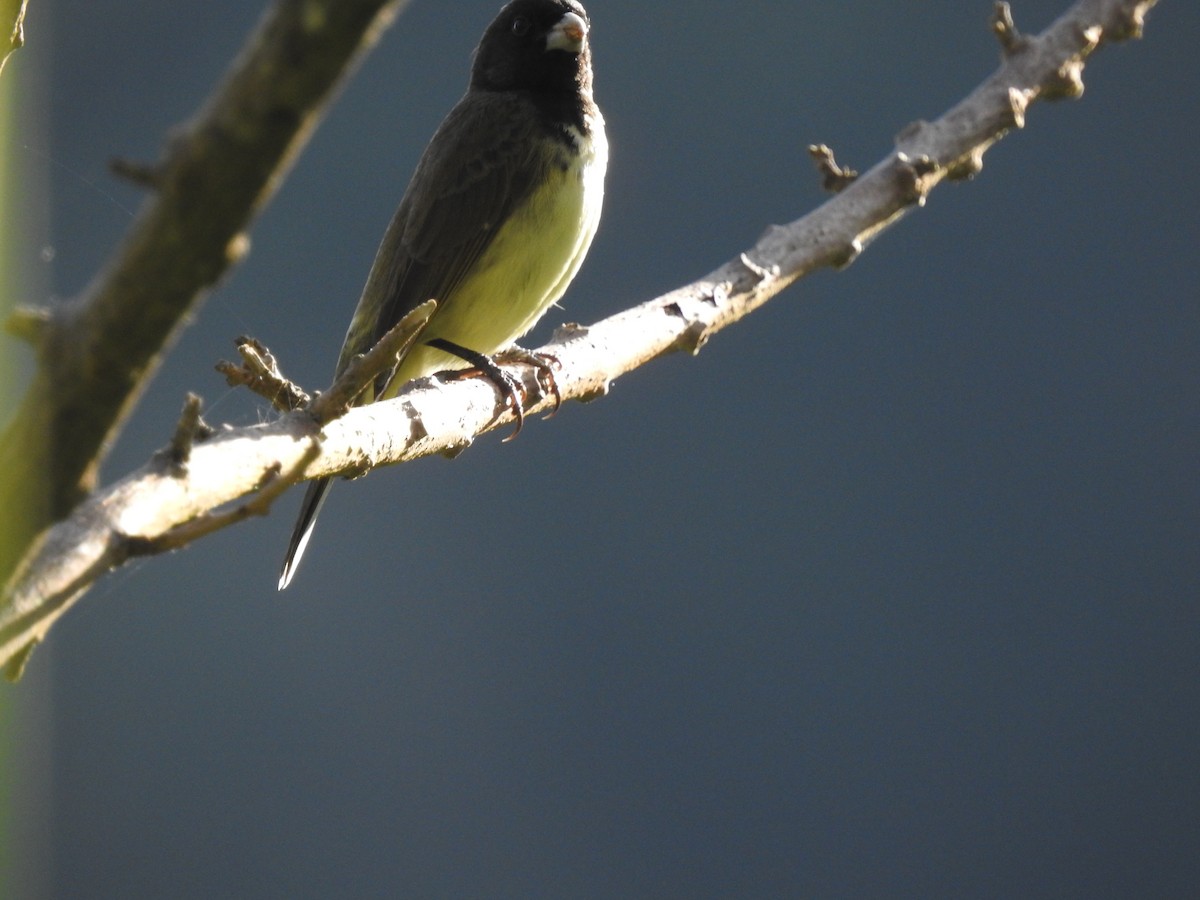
[{"left": 471, "top": 0, "right": 594, "bottom": 97}]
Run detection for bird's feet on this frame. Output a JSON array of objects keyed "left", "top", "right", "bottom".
[
  {"left": 494, "top": 345, "right": 562, "bottom": 418},
  {"left": 426, "top": 339, "right": 560, "bottom": 441}
]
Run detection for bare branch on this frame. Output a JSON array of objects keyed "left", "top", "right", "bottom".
[
  {"left": 0, "top": 0, "right": 1161, "bottom": 677},
  {"left": 0, "top": 0, "right": 410, "bottom": 587}
]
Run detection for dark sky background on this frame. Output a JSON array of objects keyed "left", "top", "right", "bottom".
[{"left": 4, "top": 0, "right": 1199, "bottom": 897}]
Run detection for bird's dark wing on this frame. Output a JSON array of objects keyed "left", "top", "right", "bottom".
[{"left": 335, "top": 91, "right": 550, "bottom": 395}]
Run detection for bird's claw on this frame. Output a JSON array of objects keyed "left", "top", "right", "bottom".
[
  {"left": 494, "top": 346, "right": 562, "bottom": 418},
  {"left": 427, "top": 338, "right": 532, "bottom": 440}
]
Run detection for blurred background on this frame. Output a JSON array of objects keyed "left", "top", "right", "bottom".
[{"left": 2, "top": 0, "right": 1198, "bottom": 896}]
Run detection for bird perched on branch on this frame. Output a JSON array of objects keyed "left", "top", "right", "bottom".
[{"left": 279, "top": 0, "right": 607, "bottom": 589}]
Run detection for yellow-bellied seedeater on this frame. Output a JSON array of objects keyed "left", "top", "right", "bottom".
[{"left": 279, "top": 0, "right": 606, "bottom": 588}]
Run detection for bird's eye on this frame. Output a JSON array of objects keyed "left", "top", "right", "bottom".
[{"left": 510, "top": 16, "right": 531, "bottom": 37}]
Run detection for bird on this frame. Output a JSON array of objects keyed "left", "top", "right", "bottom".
[{"left": 278, "top": 0, "right": 607, "bottom": 589}]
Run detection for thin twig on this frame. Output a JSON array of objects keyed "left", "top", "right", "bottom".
[
  {"left": 217, "top": 337, "right": 311, "bottom": 413},
  {"left": 808, "top": 144, "right": 859, "bottom": 193},
  {"left": 308, "top": 299, "right": 437, "bottom": 425},
  {"left": 160, "top": 393, "right": 211, "bottom": 471},
  {"left": 992, "top": 2, "right": 1028, "bottom": 55}
]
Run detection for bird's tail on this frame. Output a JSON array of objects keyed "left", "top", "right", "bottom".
[{"left": 278, "top": 477, "right": 333, "bottom": 591}]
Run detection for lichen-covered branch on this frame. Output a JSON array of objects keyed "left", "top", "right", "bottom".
[
  {"left": 0, "top": 0, "right": 409, "bottom": 589},
  {"left": 0, "top": 0, "right": 1160, "bottom": 679}
]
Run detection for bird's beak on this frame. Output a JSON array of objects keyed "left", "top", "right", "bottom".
[{"left": 546, "top": 12, "right": 587, "bottom": 53}]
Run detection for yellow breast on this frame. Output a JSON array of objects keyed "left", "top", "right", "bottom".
[{"left": 389, "top": 114, "right": 608, "bottom": 391}]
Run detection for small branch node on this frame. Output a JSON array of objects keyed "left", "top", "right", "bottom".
[
  {"left": 1045, "top": 59, "right": 1086, "bottom": 101},
  {"left": 831, "top": 238, "right": 863, "bottom": 271},
  {"left": 1109, "top": 3, "right": 1150, "bottom": 40},
  {"left": 403, "top": 401, "right": 430, "bottom": 443},
  {"left": 895, "top": 153, "right": 938, "bottom": 206},
  {"left": 575, "top": 381, "right": 611, "bottom": 404},
  {"left": 739, "top": 252, "right": 776, "bottom": 283},
  {"left": 225, "top": 232, "right": 252, "bottom": 265},
  {"left": 439, "top": 440, "right": 473, "bottom": 460},
  {"left": 551, "top": 322, "right": 590, "bottom": 341},
  {"left": 947, "top": 148, "right": 986, "bottom": 182},
  {"left": 3, "top": 304, "right": 54, "bottom": 345},
  {"left": 119, "top": 530, "right": 159, "bottom": 559},
  {"left": 1006, "top": 87, "right": 1030, "bottom": 128},
  {"left": 677, "top": 319, "right": 712, "bottom": 356},
  {"left": 1079, "top": 24, "right": 1104, "bottom": 53},
  {"left": 310, "top": 299, "right": 436, "bottom": 426},
  {"left": 157, "top": 392, "right": 209, "bottom": 474},
  {"left": 217, "top": 336, "right": 311, "bottom": 413},
  {"left": 991, "top": 2, "right": 1028, "bottom": 55},
  {"left": 807, "top": 144, "right": 858, "bottom": 193},
  {"left": 704, "top": 283, "right": 728, "bottom": 307},
  {"left": 108, "top": 157, "right": 166, "bottom": 190},
  {"left": 3, "top": 638, "right": 38, "bottom": 684}
]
